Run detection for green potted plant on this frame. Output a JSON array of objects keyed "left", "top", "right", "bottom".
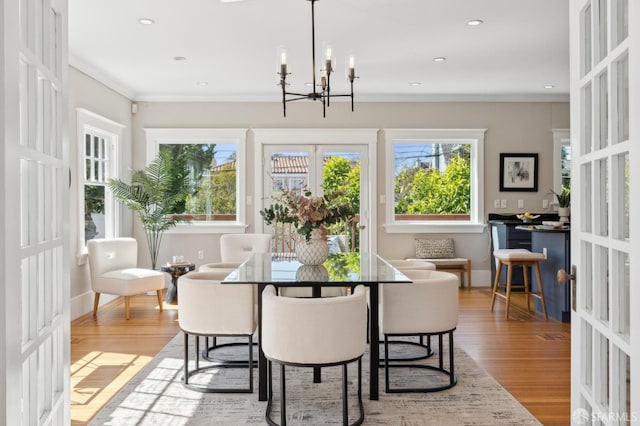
[
  {"left": 550, "top": 186, "right": 571, "bottom": 222},
  {"left": 108, "top": 152, "right": 193, "bottom": 269}
]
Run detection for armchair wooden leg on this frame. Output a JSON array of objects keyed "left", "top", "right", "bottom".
[
  {"left": 124, "top": 296, "right": 131, "bottom": 320},
  {"left": 466, "top": 259, "right": 472, "bottom": 290},
  {"left": 156, "top": 290, "right": 164, "bottom": 312},
  {"left": 93, "top": 293, "right": 100, "bottom": 317}
]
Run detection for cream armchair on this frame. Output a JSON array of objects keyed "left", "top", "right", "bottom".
[{"left": 87, "top": 238, "right": 165, "bottom": 320}]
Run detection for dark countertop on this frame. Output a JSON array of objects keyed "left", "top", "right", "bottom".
[
  {"left": 515, "top": 225, "right": 571, "bottom": 233},
  {"left": 487, "top": 213, "right": 561, "bottom": 225}
]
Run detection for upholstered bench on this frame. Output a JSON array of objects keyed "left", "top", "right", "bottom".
[{"left": 406, "top": 238, "right": 472, "bottom": 289}]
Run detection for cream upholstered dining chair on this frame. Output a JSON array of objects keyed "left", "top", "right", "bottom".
[
  {"left": 262, "top": 285, "right": 367, "bottom": 426},
  {"left": 199, "top": 233, "right": 272, "bottom": 271},
  {"left": 381, "top": 269, "right": 459, "bottom": 393},
  {"left": 178, "top": 271, "right": 256, "bottom": 393},
  {"left": 86, "top": 238, "right": 165, "bottom": 320},
  {"left": 220, "top": 233, "right": 272, "bottom": 263}
]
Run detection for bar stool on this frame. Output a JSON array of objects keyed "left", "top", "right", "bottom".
[{"left": 490, "top": 249, "right": 548, "bottom": 320}]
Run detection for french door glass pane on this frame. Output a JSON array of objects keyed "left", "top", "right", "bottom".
[
  {"left": 612, "top": 0, "right": 628, "bottom": 47},
  {"left": 581, "top": 83, "right": 592, "bottom": 155},
  {"left": 596, "top": 71, "right": 609, "bottom": 150},
  {"left": 595, "top": 244, "right": 609, "bottom": 322},
  {"left": 582, "top": 320, "right": 593, "bottom": 389},
  {"left": 596, "top": 0, "right": 608, "bottom": 62},
  {"left": 615, "top": 54, "right": 629, "bottom": 143},
  {"left": 581, "top": 162, "right": 593, "bottom": 233},
  {"left": 322, "top": 151, "right": 361, "bottom": 252},
  {"left": 595, "top": 331, "right": 609, "bottom": 407},
  {"left": 612, "top": 250, "right": 629, "bottom": 339},
  {"left": 612, "top": 152, "right": 629, "bottom": 240},
  {"left": 582, "top": 241, "right": 593, "bottom": 312},
  {"left": 582, "top": 4, "right": 592, "bottom": 76},
  {"left": 595, "top": 158, "right": 608, "bottom": 237}
]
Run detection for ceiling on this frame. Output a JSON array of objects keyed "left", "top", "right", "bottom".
[{"left": 68, "top": 0, "right": 570, "bottom": 103}]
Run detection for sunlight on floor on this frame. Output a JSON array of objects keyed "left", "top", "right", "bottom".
[{"left": 71, "top": 351, "right": 153, "bottom": 423}]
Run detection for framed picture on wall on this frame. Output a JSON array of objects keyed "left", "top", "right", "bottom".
[{"left": 499, "top": 153, "right": 538, "bottom": 192}]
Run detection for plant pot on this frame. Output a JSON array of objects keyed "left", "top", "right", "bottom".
[
  {"left": 558, "top": 207, "right": 571, "bottom": 223},
  {"left": 296, "top": 229, "right": 329, "bottom": 265}
]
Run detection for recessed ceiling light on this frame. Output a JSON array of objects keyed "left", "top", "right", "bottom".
[
  {"left": 466, "top": 19, "right": 483, "bottom": 26},
  {"left": 409, "top": 82, "right": 421, "bottom": 87},
  {"left": 138, "top": 18, "right": 155, "bottom": 25},
  {"left": 173, "top": 56, "right": 187, "bottom": 61},
  {"left": 433, "top": 57, "right": 446, "bottom": 62},
  {"left": 544, "top": 85, "right": 555, "bottom": 89},
  {"left": 197, "top": 82, "right": 209, "bottom": 86}
]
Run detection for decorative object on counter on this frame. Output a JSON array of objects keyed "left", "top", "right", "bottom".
[
  {"left": 550, "top": 186, "right": 571, "bottom": 223},
  {"left": 499, "top": 153, "right": 538, "bottom": 192},
  {"left": 516, "top": 212, "right": 540, "bottom": 223},
  {"left": 108, "top": 152, "right": 193, "bottom": 269}
]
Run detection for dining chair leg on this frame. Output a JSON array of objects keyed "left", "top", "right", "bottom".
[{"left": 280, "top": 364, "right": 287, "bottom": 426}]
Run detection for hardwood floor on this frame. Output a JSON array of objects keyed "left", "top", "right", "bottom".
[{"left": 71, "top": 288, "right": 570, "bottom": 425}]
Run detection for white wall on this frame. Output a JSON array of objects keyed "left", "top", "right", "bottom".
[
  {"left": 68, "top": 68, "right": 570, "bottom": 319},
  {"left": 68, "top": 67, "right": 134, "bottom": 319}
]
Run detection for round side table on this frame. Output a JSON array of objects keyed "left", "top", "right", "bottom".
[{"left": 161, "top": 263, "right": 195, "bottom": 304}]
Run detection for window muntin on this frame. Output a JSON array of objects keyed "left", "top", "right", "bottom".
[
  {"left": 384, "top": 129, "right": 485, "bottom": 233},
  {"left": 145, "top": 129, "right": 247, "bottom": 233}
]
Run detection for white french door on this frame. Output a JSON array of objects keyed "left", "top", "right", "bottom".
[
  {"left": 253, "top": 129, "right": 377, "bottom": 254},
  {"left": 569, "top": 0, "right": 637, "bottom": 423},
  {"left": 2, "top": 0, "right": 69, "bottom": 423}
]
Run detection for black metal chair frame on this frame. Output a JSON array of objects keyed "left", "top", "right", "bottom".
[
  {"left": 182, "top": 332, "right": 254, "bottom": 393},
  {"left": 265, "top": 356, "right": 365, "bottom": 426},
  {"left": 384, "top": 328, "right": 458, "bottom": 393},
  {"left": 201, "top": 336, "right": 258, "bottom": 367}
]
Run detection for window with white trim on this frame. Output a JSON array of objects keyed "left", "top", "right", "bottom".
[
  {"left": 145, "top": 128, "right": 248, "bottom": 234},
  {"left": 383, "top": 129, "right": 486, "bottom": 233},
  {"left": 77, "top": 108, "right": 122, "bottom": 260}
]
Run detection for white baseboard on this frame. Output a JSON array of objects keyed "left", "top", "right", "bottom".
[{"left": 70, "top": 291, "right": 117, "bottom": 321}]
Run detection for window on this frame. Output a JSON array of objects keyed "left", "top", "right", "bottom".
[
  {"left": 145, "top": 128, "right": 248, "bottom": 233},
  {"left": 553, "top": 129, "right": 571, "bottom": 197},
  {"left": 383, "top": 129, "right": 486, "bottom": 233},
  {"left": 77, "top": 108, "right": 122, "bottom": 262}
]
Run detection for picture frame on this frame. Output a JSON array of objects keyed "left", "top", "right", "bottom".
[{"left": 499, "top": 153, "right": 538, "bottom": 192}]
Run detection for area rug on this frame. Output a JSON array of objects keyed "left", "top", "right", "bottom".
[{"left": 90, "top": 333, "right": 541, "bottom": 425}]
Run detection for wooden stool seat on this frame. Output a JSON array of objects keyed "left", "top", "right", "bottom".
[{"left": 490, "top": 249, "right": 548, "bottom": 320}]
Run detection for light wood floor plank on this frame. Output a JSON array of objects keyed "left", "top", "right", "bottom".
[{"left": 71, "top": 288, "right": 570, "bottom": 425}]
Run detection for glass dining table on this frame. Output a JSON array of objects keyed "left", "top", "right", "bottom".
[{"left": 222, "top": 252, "right": 412, "bottom": 401}]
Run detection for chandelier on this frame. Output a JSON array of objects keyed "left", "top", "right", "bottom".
[{"left": 278, "top": 0, "right": 357, "bottom": 117}]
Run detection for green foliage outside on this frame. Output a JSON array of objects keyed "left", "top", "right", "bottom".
[
  {"left": 322, "top": 156, "right": 361, "bottom": 249},
  {"left": 322, "top": 156, "right": 360, "bottom": 213},
  {"left": 185, "top": 165, "right": 237, "bottom": 215},
  {"left": 394, "top": 149, "right": 471, "bottom": 215},
  {"left": 159, "top": 144, "right": 216, "bottom": 214}
]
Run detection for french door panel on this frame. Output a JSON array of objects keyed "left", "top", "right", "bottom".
[{"left": 570, "top": 0, "right": 636, "bottom": 423}]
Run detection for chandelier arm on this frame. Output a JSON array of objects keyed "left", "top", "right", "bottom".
[
  {"left": 284, "top": 91, "right": 311, "bottom": 98},
  {"left": 285, "top": 95, "right": 312, "bottom": 102}
]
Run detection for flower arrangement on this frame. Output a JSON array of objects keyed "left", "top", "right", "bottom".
[{"left": 260, "top": 188, "right": 356, "bottom": 242}]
